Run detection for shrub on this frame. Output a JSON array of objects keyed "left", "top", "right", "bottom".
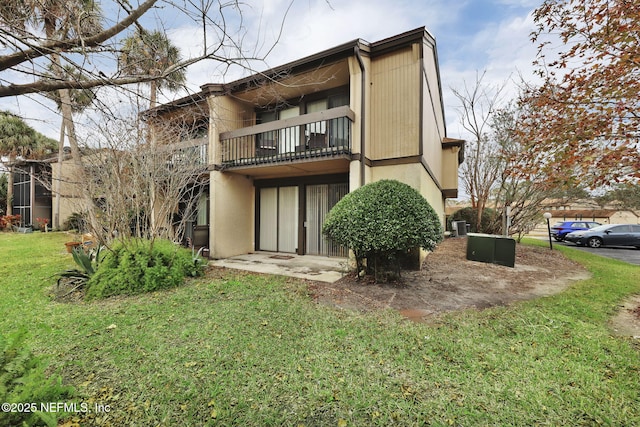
[
  {"left": 0, "top": 330, "right": 74, "bottom": 427},
  {"left": 85, "top": 239, "right": 203, "bottom": 299},
  {"left": 322, "top": 179, "right": 443, "bottom": 281},
  {"left": 62, "top": 212, "right": 87, "bottom": 232},
  {"left": 53, "top": 246, "right": 104, "bottom": 300},
  {"left": 450, "top": 206, "right": 499, "bottom": 234}
]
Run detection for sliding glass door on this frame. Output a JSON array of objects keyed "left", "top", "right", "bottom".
[
  {"left": 259, "top": 186, "right": 298, "bottom": 253},
  {"left": 306, "top": 183, "right": 348, "bottom": 257}
]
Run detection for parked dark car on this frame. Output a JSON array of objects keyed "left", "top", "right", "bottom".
[
  {"left": 550, "top": 221, "right": 601, "bottom": 241},
  {"left": 565, "top": 224, "right": 640, "bottom": 248}
]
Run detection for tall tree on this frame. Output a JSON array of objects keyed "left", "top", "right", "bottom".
[
  {"left": 452, "top": 71, "right": 506, "bottom": 232},
  {"left": 519, "top": 0, "right": 640, "bottom": 188},
  {"left": 119, "top": 28, "right": 187, "bottom": 109},
  {"left": 489, "top": 102, "right": 585, "bottom": 240},
  {"left": 45, "top": 64, "right": 97, "bottom": 229},
  {"left": 118, "top": 28, "right": 186, "bottom": 232},
  {"left": 0, "top": 112, "right": 56, "bottom": 215},
  {"left": 9, "top": 0, "right": 104, "bottom": 229},
  {"left": 594, "top": 184, "right": 640, "bottom": 211}
]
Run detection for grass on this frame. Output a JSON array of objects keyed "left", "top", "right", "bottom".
[{"left": 1, "top": 232, "right": 639, "bottom": 426}]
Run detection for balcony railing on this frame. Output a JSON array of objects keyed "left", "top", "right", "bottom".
[
  {"left": 171, "top": 137, "right": 208, "bottom": 166},
  {"left": 218, "top": 106, "right": 355, "bottom": 168}
]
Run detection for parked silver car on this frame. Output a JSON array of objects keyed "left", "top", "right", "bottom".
[{"left": 565, "top": 224, "right": 640, "bottom": 249}]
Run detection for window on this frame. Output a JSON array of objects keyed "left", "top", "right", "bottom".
[
  {"left": 611, "top": 225, "right": 631, "bottom": 233},
  {"left": 305, "top": 99, "right": 327, "bottom": 149},
  {"left": 196, "top": 193, "right": 208, "bottom": 226}
]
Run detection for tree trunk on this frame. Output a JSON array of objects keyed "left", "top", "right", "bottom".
[
  {"left": 54, "top": 120, "right": 65, "bottom": 229},
  {"left": 58, "top": 82, "right": 100, "bottom": 237}
]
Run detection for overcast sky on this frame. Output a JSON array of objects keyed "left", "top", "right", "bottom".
[{"left": 3, "top": 0, "right": 544, "bottom": 142}]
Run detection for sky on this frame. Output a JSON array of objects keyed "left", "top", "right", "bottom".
[{"left": 2, "top": 0, "right": 545, "bottom": 143}]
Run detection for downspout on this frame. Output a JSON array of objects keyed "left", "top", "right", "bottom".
[{"left": 354, "top": 45, "right": 366, "bottom": 187}]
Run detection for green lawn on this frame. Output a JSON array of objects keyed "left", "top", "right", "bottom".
[{"left": 1, "top": 232, "right": 639, "bottom": 426}]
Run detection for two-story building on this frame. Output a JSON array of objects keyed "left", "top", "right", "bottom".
[{"left": 143, "top": 27, "right": 464, "bottom": 260}]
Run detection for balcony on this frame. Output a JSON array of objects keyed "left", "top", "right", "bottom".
[
  {"left": 218, "top": 106, "right": 355, "bottom": 170},
  {"left": 171, "top": 137, "right": 208, "bottom": 166}
]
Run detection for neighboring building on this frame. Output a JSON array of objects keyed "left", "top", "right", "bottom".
[
  {"left": 541, "top": 199, "right": 640, "bottom": 225},
  {"left": 545, "top": 209, "right": 639, "bottom": 225},
  {"left": 11, "top": 160, "right": 51, "bottom": 228},
  {"left": 144, "top": 27, "right": 464, "bottom": 260}
]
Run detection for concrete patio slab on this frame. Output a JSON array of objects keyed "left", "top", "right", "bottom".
[{"left": 209, "top": 252, "right": 351, "bottom": 283}]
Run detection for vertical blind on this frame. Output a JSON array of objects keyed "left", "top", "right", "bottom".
[{"left": 306, "top": 183, "right": 348, "bottom": 257}]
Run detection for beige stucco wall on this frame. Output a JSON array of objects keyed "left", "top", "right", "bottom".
[
  {"left": 369, "top": 163, "right": 445, "bottom": 222},
  {"left": 51, "top": 159, "right": 90, "bottom": 229},
  {"left": 610, "top": 211, "right": 640, "bottom": 224},
  {"left": 208, "top": 95, "right": 254, "bottom": 164},
  {"left": 209, "top": 171, "right": 254, "bottom": 258},
  {"left": 200, "top": 32, "right": 458, "bottom": 259}
]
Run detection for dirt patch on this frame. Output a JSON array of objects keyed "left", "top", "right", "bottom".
[
  {"left": 309, "top": 237, "right": 593, "bottom": 320},
  {"left": 610, "top": 295, "right": 640, "bottom": 338}
]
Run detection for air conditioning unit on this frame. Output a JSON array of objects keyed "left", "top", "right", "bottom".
[{"left": 455, "top": 220, "right": 468, "bottom": 236}]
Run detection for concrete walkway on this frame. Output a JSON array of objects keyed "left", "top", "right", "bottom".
[{"left": 210, "top": 252, "right": 351, "bottom": 283}]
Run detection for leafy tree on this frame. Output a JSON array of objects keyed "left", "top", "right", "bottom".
[
  {"left": 0, "top": 112, "right": 56, "bottom": 215},
  {"left": 119, "top": 28, "right": 187, "bottom": 233},
  {"left": 594, "top": 184, "right": 640, "bottom": 211},
  {"left": 519, "top": 0, "right": 640, "bottom": 187},
  {"left": 487, "top": 101, "right": 590, "bottom": 240},
  {"left": 322, "top": 180, "right": 443, "bottom": 281},
  {"left": 5, "top": 0, "right": 104, "bottom": 228}
]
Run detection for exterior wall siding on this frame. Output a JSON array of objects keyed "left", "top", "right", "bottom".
[
  {"left": 369, "top": 47, "right": 421, "bottom": 160},
  {"left": 421, "top": 41, "right": 447, "bottom": 189}
]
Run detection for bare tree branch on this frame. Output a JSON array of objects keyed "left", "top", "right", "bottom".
[{"left": 0, "top": 0, "right": 158, "bottom": 73}]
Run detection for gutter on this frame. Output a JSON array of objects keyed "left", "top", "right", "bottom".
[{"left": 354, "top": 45, "right": 366, "bottom": 187}]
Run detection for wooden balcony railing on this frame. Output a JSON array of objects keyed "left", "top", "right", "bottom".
[{"left": 218, "top": 106, "right": 355, "bottom": 168}]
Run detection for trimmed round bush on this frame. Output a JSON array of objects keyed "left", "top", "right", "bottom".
[
  {"left": 86, "top": 238, "right": 203, "bottom": 299},
  {"left": 322, "top": 179, "right": 443, "bottom": 279}
]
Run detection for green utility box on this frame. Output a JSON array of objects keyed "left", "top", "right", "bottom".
[{"left": 466, "top": 233, "right": 516, "bottom": 268}]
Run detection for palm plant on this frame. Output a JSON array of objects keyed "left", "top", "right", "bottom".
[
  {"left": 119, "top": 29, "right": 186, "bottom": 235},
  {"left": 119, "top": 28, "right": 187, "bottom": 108},
  {"left": 55, "top": 246, "right": 104, "bottom": 298},
  {"left": 15, "top": 0, "right": 104, "bottom": 230}
]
